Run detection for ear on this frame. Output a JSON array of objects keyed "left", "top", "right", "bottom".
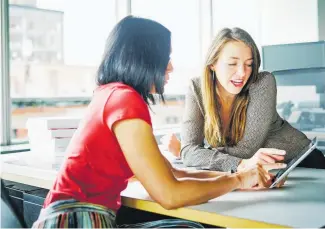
[{"left": 209, "top": 65, "right": 215, "bottom": 71}]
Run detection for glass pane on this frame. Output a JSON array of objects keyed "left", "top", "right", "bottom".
[
  {"left": 131, "top": 0, "right": 201, "bottom": 130},
  {"left": 9, "top": 0, "right": 116, "bottom": 141},
  {"left": 212, "top": 0, "right": 325, "bottom": 153},
  {"left": 277, "top": 84, "right": 325, "bottom": 153},
  {"left": 260, "top": 0, "right": 325, "bottom": 153},
  {"left": 212, "top": 0, "right": 261, "bottom": 48},
  {"left": 261, "top": 0, "right": 318, "bottom": 46}
]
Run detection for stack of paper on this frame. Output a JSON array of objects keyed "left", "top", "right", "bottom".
[{"left": 26, "top": 117, "right": 81, "bottom": 164}]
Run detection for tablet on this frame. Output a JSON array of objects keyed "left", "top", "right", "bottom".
[{"left": 270, "top": 137, "right": 317, "bottom": 188}]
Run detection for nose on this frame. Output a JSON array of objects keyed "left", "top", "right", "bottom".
[
  {"left": 236, "top": 64, "right": 245, "bottom": 77},
  {"left": 165, "top": 73, "right": 170, "bottom": 82},
  {"left": 167, "top": 60, "right": 174, "bottom": 73}
]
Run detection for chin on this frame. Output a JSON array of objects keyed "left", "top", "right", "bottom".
[
  {"left": 150, "top": 90, "right": 164, "bottom": 95},
  {"left": 227, "top": 89, "right": 242, "bottom": 95},
  {"left": 150, "top": 88, "right": 156, "bottom": 94}
]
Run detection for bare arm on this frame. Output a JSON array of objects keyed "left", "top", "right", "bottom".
[
  {"left": 162, "top": 157, "right": 229, "bottom": 179},
  {"left": 174, "top": 169, "right": 230, "bottom": 179},
  {"left": 113, "top": 119, "right": 241, "bottom": 210}
]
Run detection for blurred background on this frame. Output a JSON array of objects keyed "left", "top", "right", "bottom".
[{"left": 1, "top": 0, "right": 325, "bottom": 151}]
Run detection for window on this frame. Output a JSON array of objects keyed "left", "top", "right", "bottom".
[
  {"left": 211, "top": 0, "right": 325, "bottom": 152},
  {"left": 3, "top": 0, "right": 324, "bottom": 151},
  {"left": 131, "top": 0, "right": 201, "bottom": 129},
  {"left": 261, "top": 0, "right": 325, "bottom": 152},
  {"left": 9, "top": 0, "right": 116, "bottom": 141},
  {"left": 212, "top": 0, "right": 261, "bottom": 48},
  {"left": 260, "top": 0, "right": 318, "bottom": 46}
]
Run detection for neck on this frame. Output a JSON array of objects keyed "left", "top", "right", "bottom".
[{"left": 217, "top": 84, "right": 235, "bottom": 107}]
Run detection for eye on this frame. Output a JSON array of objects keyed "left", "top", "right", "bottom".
[{"left": 228, "top": 63, "right": 237, "bottom": 66}]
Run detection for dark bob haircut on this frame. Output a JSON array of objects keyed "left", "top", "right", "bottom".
[{"left": 96, "top": 15, "right": 171, "bottom": 104}]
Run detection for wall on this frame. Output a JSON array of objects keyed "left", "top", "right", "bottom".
[{"left": 260, "top": 0, "right": 319, "bottom": 46}]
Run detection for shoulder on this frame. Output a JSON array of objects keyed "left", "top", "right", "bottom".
[
  {"left": 249, "top": 71, "right": 276, "bottom": 92},
  {"left": 101, "top": 83, "right": 151, "bottom": 128},
  {"left": 186, "top": 77, "right": 205, "bottom": 115},
  {"left": 99, "top": 82, "right": 147, "bottom": 105},
  {"left": 188, "top": 77, "right": 202, "bottom": 96}
]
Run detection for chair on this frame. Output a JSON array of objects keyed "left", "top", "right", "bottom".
[{"left": 1, "top": 179, "right": 27, "bottom": 228}]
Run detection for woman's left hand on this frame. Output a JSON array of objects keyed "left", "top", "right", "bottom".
[
  {"left": 241, "top": 172, "right": 287, "bottom": 190},
  {"left": 269, "top": 173, "right": 287, "bottom": 188}
]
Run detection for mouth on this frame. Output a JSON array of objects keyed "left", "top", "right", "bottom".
[{"left": 230, "top": 79, "right": 244, "bottom": 88}]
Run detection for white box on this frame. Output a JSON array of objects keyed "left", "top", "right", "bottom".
[
  {"left": 26, "top": 117, "right": 81, "bottom": 130},
  {"left": 26, "top": 153, "right": 65, "bottom": 168},
  {"left": 28, "top": 128, "right": 77, "bottom": 138},
  {"left": 29, "top": 136, "right": 71, "bottom": 147},
  {"left": 29, "top": 137, "right": 71, "bottom": 153}
]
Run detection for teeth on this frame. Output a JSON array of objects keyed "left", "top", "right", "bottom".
[{"left": 232, "top": 80, "right": 243, "bottom": 83}]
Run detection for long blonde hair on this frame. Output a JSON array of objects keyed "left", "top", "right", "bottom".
[{"left": 202, "top": 28, "right": 261, "bottom": 147}]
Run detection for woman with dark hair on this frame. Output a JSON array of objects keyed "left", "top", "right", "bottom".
[
  {"left": 161, "top": 27, "right": 325, "bottom": 172},
  {"left": 32, "top": 18, "right": 284, "bottom": 228}
]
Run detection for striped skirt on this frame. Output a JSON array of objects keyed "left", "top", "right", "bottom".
[{"left": 32, "top": 199, "right": 204, "bottom": 228}]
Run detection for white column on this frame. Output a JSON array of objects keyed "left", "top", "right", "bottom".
[
  {"left": 318, "top": 0, "right": 325, "bottom": 40},
  {"left": 116, "top": 0, "right": 131, "bottom": 22},
  {"left": 199, "top": 0, "right": 214, "bottom": 65},
  {"left": 1, "top": 0, "right": 12, "bottom": 145}
]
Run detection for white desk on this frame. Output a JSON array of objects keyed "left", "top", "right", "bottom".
[{"left": 1, "top": 152, "right": 325, "bottom": 228}]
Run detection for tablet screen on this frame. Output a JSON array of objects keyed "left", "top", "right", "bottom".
[{"left": 270, "top": 137, "right": 317, "bottom": 188}]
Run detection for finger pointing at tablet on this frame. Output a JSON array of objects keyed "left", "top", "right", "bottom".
[{"left": 237, "top": 148, "right": 286, "bottom": 171}]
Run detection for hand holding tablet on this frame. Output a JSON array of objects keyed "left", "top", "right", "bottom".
[
  {"left": 237, "top": 138, "right": 317, "bottom": 190},
  {"left": 237, "top": 163, "right": 287, "bottom": 190},
  {"left": 270, "top": 137, "right": 317, "bottom": 188}
]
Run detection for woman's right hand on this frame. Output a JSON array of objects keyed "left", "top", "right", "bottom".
[
  {"left": 237, "top": 148, "right": 286, "bottom": 172},
  {"left": 160, "top": 133, "right": 181, "bottom": 158},
  {"left": 237, "top": 163, "right": 287, "bottom": 189}
]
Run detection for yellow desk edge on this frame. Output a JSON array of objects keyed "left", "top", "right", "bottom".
[
  {"left": 122, "top": 197, "right": 288, "bottom": 228},
  {"left": 1, "top": 172, "right": 289, "bottom": 228}
]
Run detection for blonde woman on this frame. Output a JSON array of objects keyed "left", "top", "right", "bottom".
[{"left": 162, "top": 27, "right": 325, "bottom": 172}]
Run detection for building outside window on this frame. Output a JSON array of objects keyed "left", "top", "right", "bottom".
[
  {"left": 2, "top": 0, "right": 325, "bottom": 151},
  {"left": 9, "top": 0, "right": 116, "bottom": 141}
]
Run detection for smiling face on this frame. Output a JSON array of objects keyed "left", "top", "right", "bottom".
[{"left": 211, "top": 41, "right": 253, "bottom": 98}]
